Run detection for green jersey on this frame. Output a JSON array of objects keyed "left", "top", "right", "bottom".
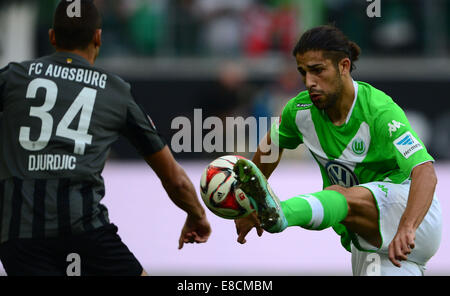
[{"left": 271, "top": 80, "right": 434, "bottom": 250}]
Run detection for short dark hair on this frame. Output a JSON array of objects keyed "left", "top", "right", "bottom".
[
  {"left": 53, "top": 0, "right": 102, "bottom": 50},
  {"left": 292, "top": 25, "right": 361, "bottom": 72}
]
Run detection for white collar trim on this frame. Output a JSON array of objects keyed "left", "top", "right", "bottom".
[{"left": 345, "top": 80, "right": 358, "bottom": 124}]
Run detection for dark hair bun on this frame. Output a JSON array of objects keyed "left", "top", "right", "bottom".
[{"left": 348, "top": 41, "right": 361, "bottom": 62}]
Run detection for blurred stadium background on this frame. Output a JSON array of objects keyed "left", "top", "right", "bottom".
[{"left": 0, "top": 0, "right": 449, "bottom": 275}]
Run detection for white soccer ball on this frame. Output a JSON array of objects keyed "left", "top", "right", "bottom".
[{"left": 200, "top": 155, "right": 255, "bottom": 219}]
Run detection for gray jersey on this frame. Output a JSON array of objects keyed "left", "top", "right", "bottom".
[{"left": 0, "top": 52, "right": 166, "bottom": 243}]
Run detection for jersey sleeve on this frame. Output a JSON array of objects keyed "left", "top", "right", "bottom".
[
  {"left": 270, "top": 99, "right": 303, "bottom": 149},
  {"left": 121, "top": 97, "right": 167, "bottom": 157},
  {"left": 374, "top": 102, "right": 434, "bottom": 177}
]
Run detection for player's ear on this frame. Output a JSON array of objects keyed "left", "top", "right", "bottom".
[
  {"left": 49, "top": 29, "right": 57, "bottom": 48},
  {"left": 338, "top": 57, "right": 351, "bottom": 76},
  {"left": 93, "top": 29, "right": 102, "bottom": 48}
]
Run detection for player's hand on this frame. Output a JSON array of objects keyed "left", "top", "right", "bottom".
[
  {"left": 178, "top": 213, "right": 212, "bottom": 249},
  {"left": 234, "top": 211, "right": 263, "bottom": 244},
  {"left": 388, "top": 225, "right": 416, "bottom": 267}
]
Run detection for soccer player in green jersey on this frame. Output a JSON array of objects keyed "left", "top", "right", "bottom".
[
  {"left": 233, "top": 25, "right": 442, "bottom": 275},
  {"left": 0, "top": 0, "right": 211, "bottom": 275}
]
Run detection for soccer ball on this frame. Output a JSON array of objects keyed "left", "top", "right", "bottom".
[{"left": 200, "top": 155, "right": 255, "bottom": 219}]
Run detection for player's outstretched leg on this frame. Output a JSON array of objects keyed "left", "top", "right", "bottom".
[
  {"left": 234, "top": 159, "right": 350, "bottom": 234},
  {"left": 233, "top": 159, "right": 288, "bottom": 233}
]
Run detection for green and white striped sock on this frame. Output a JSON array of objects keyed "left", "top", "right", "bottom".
[{"left": 281, "top": 190, "right": 348, "bottom": 230}]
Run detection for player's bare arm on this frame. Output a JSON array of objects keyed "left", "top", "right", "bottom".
[
  {"left": 144, "top": 146, "right": 212, "bottom": 249},
  {"left": 252, "top": 131, "right": 284, "bottom": 179},
  {"left": 389, "top": 161, "right": 437, "bottom": 267}
]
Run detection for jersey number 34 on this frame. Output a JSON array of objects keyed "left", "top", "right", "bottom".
[{"left": 19, "top": 78, "right": 97, "bottom": 155}]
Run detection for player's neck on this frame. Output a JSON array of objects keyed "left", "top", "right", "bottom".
[
  {"left": 55, "top": 48, "right": 96, "bottom": 65},
  {"left": 325, "top": 77, "right": 355, "bottom": 126}
]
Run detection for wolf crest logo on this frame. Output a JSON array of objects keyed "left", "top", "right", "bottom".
[{"left": 351, "top": 137, "right": 366, "bottom": 155}]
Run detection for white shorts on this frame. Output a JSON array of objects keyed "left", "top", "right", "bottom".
[{"left": 351, "top": 180, "right": 442, "bottom": 276}]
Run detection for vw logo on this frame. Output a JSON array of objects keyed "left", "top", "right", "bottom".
[{"left": 325, "top": 161, "right": 359, "bottom": 187}]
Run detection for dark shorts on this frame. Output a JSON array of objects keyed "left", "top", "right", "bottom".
[{"left": 0, "top": 224, "right": 143, "bottom": 276}]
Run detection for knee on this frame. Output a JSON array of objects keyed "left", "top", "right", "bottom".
[
  {"left": 325, "top": 185, "right": 378, "bottom": 223},
  {"left": 324, "top": 184, "right": 348, "bottom": 195},
  {"left": 324, "top": 185, "right": 353, "bottom": 217}
]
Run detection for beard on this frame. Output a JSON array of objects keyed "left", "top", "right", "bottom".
[{"left": 311, "top": 75, "right": 344, "bottom": 110}]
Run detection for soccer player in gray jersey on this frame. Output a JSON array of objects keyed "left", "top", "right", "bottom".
[{"left": 0, "top": 0, "right": 211, "bottom": 276}]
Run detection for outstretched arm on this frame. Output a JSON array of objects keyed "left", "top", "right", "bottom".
[
  {"left": 388, "top": 161, "right": 437, "bottom": 267},
  {"left": 144, "top": 146, "right": 211, "bottom": 249},
  {"left": 251, "top": 131, "right": 284, "bottom": 179}
]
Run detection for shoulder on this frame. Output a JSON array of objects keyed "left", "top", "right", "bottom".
[
  {"left": 0, "top": 64, "right": 10, "bottom": 81},
  {"left": 357, "top": 81, "right": 395, "bottom": 108},
  {"left": 0, "top": 59, "right": 36, "bottom": 85},
  {"left": 356, "top": 80, "right": 405, "bottom": 119},
  {"left": 83, "top": 64, "right": 134, "bottom": 102},
  {"left": 1, "top": 60, "right": 30, "bottom": 75},
  {"left": 97, "top": 66, "right": 132, "bottom": 93},
  {"left": 357, "top": 81, "right": 394, "bottom": 107},
  {"left": 0, "top": 64, "right": 10, "bottom": 74},
  {"left": 95, "top": 65, "right": 130, "bottom": 88},
  {"left": 2, "top": 56, "right": 60, "bottom": 79},
  {"left": 357, "top": 82, "right": 409, "bottom": 138}
]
